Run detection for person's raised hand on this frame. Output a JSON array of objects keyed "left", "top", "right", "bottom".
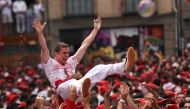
[
  {"left": 71, "top": 72, "right": 82, "bottom": 80},
  {"left": 32, "top": 19, "right": 46, "bottom": 33},
  {"left": 119, "top": 83, "right": 130, "bottom": 99},
  {"left": 82, "top": 93, "right": 91, "bottom": 109},
  {"left": 59, "top": 102, "right": 67, "bottom": 109},
  {"left": 94, "top": 16, "right": 102, "bottom": 30}
]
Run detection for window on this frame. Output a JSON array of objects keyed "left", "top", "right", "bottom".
[
  {"left": 124, "top": 0, "right": 140, "bottom": 13},
  {"left": 65, "top": 0, "right": 94, "bottom": 16}
]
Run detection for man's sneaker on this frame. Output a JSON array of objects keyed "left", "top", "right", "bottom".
[
  {"left": 124, "top": 47, "right": 136, "bottom": 72},
  {"left": 82, "top": 78, "right": 91, "bottom": 98}
]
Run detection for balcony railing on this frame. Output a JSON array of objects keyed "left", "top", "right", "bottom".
[
  {"left": 124, "top": 0, "right": 140, "bottom": 14},
  {"left": 65, "top": 0, "right": 94, "bottom": 17}
]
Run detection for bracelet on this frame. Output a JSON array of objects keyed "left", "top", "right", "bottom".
[{"left": 119, "top": 99, "right": 126, "bottom": 104}]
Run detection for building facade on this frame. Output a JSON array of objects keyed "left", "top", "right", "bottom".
[{"left": 46, "top": 0, "right": 190, "bottom": 56}]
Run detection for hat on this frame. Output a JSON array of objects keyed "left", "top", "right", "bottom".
[
  {"left": 146, "top": 70, "right": 154, "bottom": 75},
  {"left": 17, "top": 81, "right": 29, "bottom": 90},
  {"left": 140, "top": 74, "right": 147, "bottom": 79},
  {"left": 6, "top": 92, "right": 19, "bottom": 104},
  {"left": 165, "top": 90, "right": 176, "bottom": 97},
  {"left": 134, "top": 98, "right": 147, "bottom": 104},
  {"left": 114, "top": 79, "right": 122, "bottom": 86},
  {"left": 26, "top": 68, "right": 36, "bottom": 76},
  {"left": 19, "top": 101, "right": 27, "bottom": 108},
  {"left": 157, "top": 99, "right": 176, "bottom": 105},
  {"left": 166, "top": 104, "right": 179, "bottom": 109},
  {"left": 7, "top": 83, "right": 14, "bottom": 88},
  {"left": 98, "top": 80, "right": 108, "bottom": 86},
  {"left": 98, "top": 85, "right": 107, "bottom": 93},
  {"left": 145, "top": 83, "right": 159, "bottom": 90},
  {"left": 163, "top": 82, "right": 175, "bottom": 91},
  {"left": 0, "top": 79, "right": 5, "bottom": 86},
  {"left": 96, "top": 104, "right": 104, "bottom": 109},
  {"left": 111, "top": 93, "right": 119, "bottom": 101},
  {"left": 181, "top": 71, "right": 189, "bottom": 76},
  {"left": 135, "top": 65, "right": 146, "bottom": 72},
  {"left": 4, "top": 72, "right": 9, "bottom": 77},
  {"left": 172, "top": 63, "right": 179, "bottom": 68}
]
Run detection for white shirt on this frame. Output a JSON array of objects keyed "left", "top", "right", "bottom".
[
  {"left": 33, "top": 3, "right": 43, "bottom": 18},
  {"left": 13, "top": 0, "right": 27, "bottom": 13},
  {"left": 42, "top": 56, "right": 78, "bottom": 88},
  {"left": 0, "top": 0, "right": 12, "bottom": 15}
]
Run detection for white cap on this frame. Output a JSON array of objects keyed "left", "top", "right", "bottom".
[
  {"left": 163, "top": 82, "right": 175, "bottom": 90},
  {"left": 172, "top": 62, "right": 179, "bottom": 68}
]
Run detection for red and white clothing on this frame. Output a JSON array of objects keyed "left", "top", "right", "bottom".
[
  {"left": 42, "top": 56, "right": 126, "bottom": 100},
  {"left": 42, "top": 56, "right": 78, "bottom": 88}
]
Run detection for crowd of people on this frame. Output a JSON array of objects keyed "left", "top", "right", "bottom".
[
  {"left": 0, "top": 0, "right": 43, "bottom": 35},
  {"left": 0, "top": 47, "right": 190, "bottom": 109}
]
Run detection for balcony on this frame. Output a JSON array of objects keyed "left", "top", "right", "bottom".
[
  {"left": 123, "top": 0, "right": 140, "bottom": 15},
  {"left": 65, "top": 0, "right": 94, "bottom": 17}
]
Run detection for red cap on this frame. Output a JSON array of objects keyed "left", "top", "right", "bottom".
[
  {"left": 98, "top": 85, "right": 107, "bottom": 93},
  {"left": 140, "top": 73, "right": 147, "bottom": 79},
  {"left": 157, "top": 99, "right": 176, "bottom": 105},
  {"left": 181, "top": 71, "right": 189, "bottom": 76},
  {"left": 36, "top": 79, "right": 43, "bottom": 84},
  {"left": 134, "top": 98, "right": 147, "bottom": 104},
  {"left": 98, "top": 80, "right": 108, "bottom": 86},
  {"left": 96, "top": 104, "right": 104, "bottom": 109},
  {"left": 182, "top": 87, "right": 188, "bottom": 95},
  {"left": 26, "top": 68, "right": 36, "bottom": 76},
  {"left": 135, "top": 65, "right": 146, "bottom": 72},
  {"left": 166, "top": 104, "right": 179, "bottom": 109},
  {"left": 7, "top": 83, "right": 14, "bottom": 88},
  {"left": 145, "top": 83, "right": 159, "bottom": 90},
  {"left": 165, "top": 90, "right": 176, "bottom": 97},
  {"left": 114, "top": 79, "right": 122, "bottom": 86},
  {"left": 0, "top": 79, "right": 5, "bottom": 85},
  {"left": 19, "top": 101, "right": 27, "bottom": 108},
  {"left": 6, "top": 92, "right": 18, "bottom": 104},
  {"left": 111, "top": 93, "right": 119, "bottom": 101},
  {"left": 17, "top": 81, "right": 29, "bottom": 90},
  {"left": 146, "top": 70, "right": 154, "bottom": 75}
]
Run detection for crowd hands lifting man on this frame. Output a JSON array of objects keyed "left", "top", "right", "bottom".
[
  {"left": 32, "top": 50, "right": 190, "bottom": 109},
  {"left": 1, "top": 16, "right": 190, "bottom": 109}
]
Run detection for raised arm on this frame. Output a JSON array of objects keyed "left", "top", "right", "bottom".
[
  {"left": 32, "top": 19, "right": 49, "bottom": 64},
  {"left": 73, "top": 17, "right": 102, "bottom": 63},
  {"left": 118, "top": 83, "right": 138, "bottom": 109}
]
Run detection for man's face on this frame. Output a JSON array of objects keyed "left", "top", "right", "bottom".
[
  {"left": 185, "top": 97, "right": 190, "bottom": 103},
  {"left": 35, "top": 96, "right": 45, "bottom": 106},
  {"left": 55, "top": 47, "right": 70, "bottom": 65},
  {"left": 144, "top": 92, "right": 154, "bottom": 108},
  {"left": 184, "top": 102, "right": 190, "bottom": 109},
  {"left": 176, "top": 93, "right": 185, "bottom": 103}
]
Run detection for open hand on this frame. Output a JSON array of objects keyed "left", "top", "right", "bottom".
[
  {"left": 94, "top": 16, "right": 102, "bottom": 30},
  {"left": 32, "top": 19, "right": 46, "bottom": 33},
  {"left": 119, "top": 83, "right": 130, "bottom": 99},
  {"left": 71, "top": 72, "right": 82, "bottom": 80}
]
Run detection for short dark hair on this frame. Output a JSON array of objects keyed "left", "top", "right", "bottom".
[{"left": 54, "top": 42, "right": 69, "bottom": 52}]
